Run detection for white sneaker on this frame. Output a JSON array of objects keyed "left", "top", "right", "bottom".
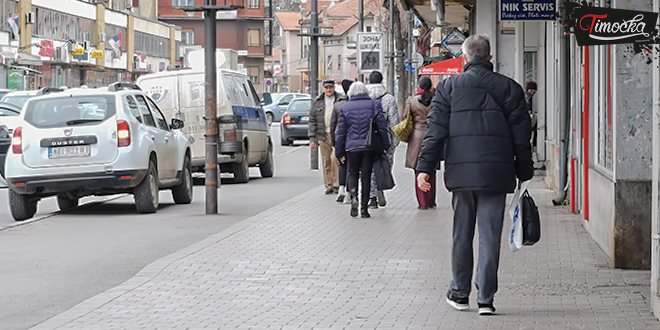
[{"left": 336, "top": 186, "right": 346, "bottom": 203}]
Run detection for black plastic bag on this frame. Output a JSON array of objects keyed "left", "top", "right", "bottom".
[
  {"left": 522, "top": 191, "right": 540, "bottom": 245},
  {"left": 373, "top": 154, "right": 395, "bottom": 190}
]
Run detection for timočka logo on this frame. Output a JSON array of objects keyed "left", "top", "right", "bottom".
[{"left": 567, "top": 4, "right": 658, "bottom": 46}]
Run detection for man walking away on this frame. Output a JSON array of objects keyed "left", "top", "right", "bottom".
[
  {"left": 366, "top": 71, "right": 400, "bottom": 208},
  {"left": 331, "top": 79, "right": 353, "bottom": 203},
  {"left": 525, "top": 81, "right": 538, "bottom": 153},
  {"left": 416, "top": 34, "right": 533, "bottom": 316},
  {"left": 309, "top": 80, "right": 341, "bottom": 194}
]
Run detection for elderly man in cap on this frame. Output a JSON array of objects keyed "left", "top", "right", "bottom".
[{"left": 309, "top": 80, "right": 341, "bottom": 194}]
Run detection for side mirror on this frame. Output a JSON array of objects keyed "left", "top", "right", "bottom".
[{"left": 170, "top": 118, "right": 185, "bottom": 130}]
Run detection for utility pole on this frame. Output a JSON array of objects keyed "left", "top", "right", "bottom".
[
  {"left": 408, "top": 12, "right": 413, "bottom": 99},
  {"left": 388, "top": 0, "right": 395, "bottom": 94},
  {"left": 358, "top": 0, "right": 364, "bottom": 83},
  {"left": 298, "top": 0, "right": 332, "bottom": 170},
  {"left": 176, "top": 0, "right": 243, "bottom": 214}
]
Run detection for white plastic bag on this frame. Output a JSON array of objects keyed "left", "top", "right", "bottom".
[{"left": 508, "top": 180, "right": 530, "bottom": 253}]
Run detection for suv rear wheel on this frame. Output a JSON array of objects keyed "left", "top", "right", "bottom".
[
  {"left": 172, "top": 156, "right": 193, "bottom": 204},
  {"left": 232, "top": 144, "right": 250, "bottom": 183},
  {"left": 9, "top": 190, "right": 37, "bottom": 221},
  {"left": 57, "top": 195, "right": 79, "bottom": 211},
  {"left": 266, "top": 112, "right": 274, "bottom": 126},
  {"left": 259, "top": 142, "right": 274, "bottom": 178},
  {"left": 134, "top": 160, "right": 159, "bottom": 213}
]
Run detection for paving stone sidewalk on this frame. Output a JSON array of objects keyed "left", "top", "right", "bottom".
[{"left": 32, "top": 149, "right": 659, "bottom": 330}]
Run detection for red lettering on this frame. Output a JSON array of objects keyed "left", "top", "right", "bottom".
[{"left": 580, "top": 14, "right": 608, "bottom": 34}]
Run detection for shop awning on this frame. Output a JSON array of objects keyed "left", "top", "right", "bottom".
[{"left": 418, "top": 57, "right": 465, "bottom": 75}]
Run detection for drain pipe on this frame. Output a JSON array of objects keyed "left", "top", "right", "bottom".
[{"left": 553, "top": 23, "right": 571, "bottom": 206}]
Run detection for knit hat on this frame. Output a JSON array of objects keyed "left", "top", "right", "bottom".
[
  {"left": 341, "top": 79, "right": 353, "bottom": 94},
  {"left": 526, "top": 81, "right": 537, "bottom": 91}
]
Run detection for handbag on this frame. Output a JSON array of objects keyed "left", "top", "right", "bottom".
[
  {"left": 365, "top": 102, "right": 384, "bottom": 154},
  {"left": 373, "top": 154, "right": 395, "bottom": 190},
  {"left": 522, "top": 191, "right": 540, "bottom": 245},
  {"left": 393, "top": 99, "right": 413, "bottom": 142},
  {"left": 508, "top": 180, "right": 530, "bottom": 252}
]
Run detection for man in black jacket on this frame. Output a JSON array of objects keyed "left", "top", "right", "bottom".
[{"left": 416, "top": 34, "right": 533, "bottom": 316}]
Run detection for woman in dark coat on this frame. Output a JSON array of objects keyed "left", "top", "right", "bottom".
[
  {"left": 404, "top": 76, "right": 436, "bottom": 209},
  {"left": 335, "top": 82, "right": 390, "bottom": 218}
]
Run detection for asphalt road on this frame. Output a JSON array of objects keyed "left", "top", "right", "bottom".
[{"left": 0, "top": 124, "right": 323, "bottom": 330}]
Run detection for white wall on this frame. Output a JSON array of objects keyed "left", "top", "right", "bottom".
[
  {"left": 32, "top": 0, "right": 96, "bottom": 19},
  {"left": 585, "top": 169, "right": 616, "bottom": 261}
]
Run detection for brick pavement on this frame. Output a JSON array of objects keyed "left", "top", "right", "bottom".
[{"left": 31, "top": 149, "right": 659, "bottom": 330}]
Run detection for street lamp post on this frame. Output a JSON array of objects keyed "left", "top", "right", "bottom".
[{"left": 175, "top": 0, "right": 243, "bottom": 215}]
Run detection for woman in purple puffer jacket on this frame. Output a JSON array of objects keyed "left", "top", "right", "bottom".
[{"left": 335, "top": 82, "right": 390, "bottom": 218}]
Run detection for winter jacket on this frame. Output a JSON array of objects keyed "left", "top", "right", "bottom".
[
  {"left": 367, "top": 84, "right": 400, "bottom": 150},
  {"left": 405, "top": 94, "right": 432, "bottom": 169},
  {"left": 335, "top": 94, "right": 391, "bottom": 160},
  {"left": 416, "top": 59, "right": 534, "bottom": 193},
  {"left": 330, "top": 94, "right": 349, "bottom": 146},
  {"left": 308, "top": 92, "right": 340, "bottom": 143}
]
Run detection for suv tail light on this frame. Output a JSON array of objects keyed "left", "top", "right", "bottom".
[
  {"left": 12, "top": 126, "right": 22, "bottom": 154},
  {"left": 117, "top": 120, "right": 131, "bottom": 147},
  {"left": 224, "top": 129, "right": 237, "bottom": 142},
  {"left": 282, "top": 113, "right": 291, "bottom": 125}
]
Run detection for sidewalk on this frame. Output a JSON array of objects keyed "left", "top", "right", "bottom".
[{"left": 32, "top": 149, "right": 659, "bottom": 330}]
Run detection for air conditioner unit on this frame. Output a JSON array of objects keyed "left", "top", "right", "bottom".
[
  {"left": 67, "top": 42, "right": 75, "bottom": 52},
  {"left": 55, "top": 48, "right": 67, "bottom": 61},
  {"left": 147, "top": 63, "right": 153, "bottom": 72},
  {"left": 125, "top": 0, "right": 132, "bottom": 9},
  {"left": 133, "top": 60, "right": 139, "bottom": 70},
  {"left": 98, "top": 32, "right": 106, "bottom": 44},
  {"left": 83, "top": 41, "right": 90, "bottom": 51},
  {"left": 83, "top": 32, "right": 90, "bottom": 42},
  {"left": 26, "top": 12, "right": 34, "bottom": 24}
]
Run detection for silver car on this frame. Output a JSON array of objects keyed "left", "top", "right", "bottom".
[{"left": 4, "top": 83, "right": 193, "bottom": 221}]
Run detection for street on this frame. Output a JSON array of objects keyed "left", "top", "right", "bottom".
[{"left": 0, "top": 124, "right": 320, "bottom": 330}]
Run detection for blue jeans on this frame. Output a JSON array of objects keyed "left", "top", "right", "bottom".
[
  {"left": 369, "top": 146, "right": 395, "bottom": 198},
  {"left": 449, "top": 190, "right": 506, "bottom": 305}
]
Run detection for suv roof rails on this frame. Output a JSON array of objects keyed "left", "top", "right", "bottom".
[
  {"left": 36, "top": 87, "right": 64, "bottom": 95},
  {"left": 108, "top": 82, "right": 142, "bottom": 92}
]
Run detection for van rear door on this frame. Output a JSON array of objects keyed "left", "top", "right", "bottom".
[{"left": 177, "top": 72, "right": 206, "bottom": 163}]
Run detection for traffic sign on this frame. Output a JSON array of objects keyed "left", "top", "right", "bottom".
[
  {"left": 266, "top": 79, "right": 272, "bottom": 86},
  {"left": 441, "top": 28, "right": 466, "bottom": 58},
  {"left": 357, "top": 32, "right": 384, "bottom": 74},
  {"left": 412, "top": 52, "right": 423, "bottom": 65},
  {"left": 273, "top": 65, "right": 282, "bottom": 77}
]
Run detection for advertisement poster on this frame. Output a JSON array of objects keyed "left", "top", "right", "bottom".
[{"left": 8, "top": 69, "right": 24, "bottom": 91}]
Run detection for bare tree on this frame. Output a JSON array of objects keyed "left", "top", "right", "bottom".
[{"left": 389, "top": 2, "right": 408, "bottom": 118}]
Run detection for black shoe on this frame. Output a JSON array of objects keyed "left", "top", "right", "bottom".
[
  {"left": 368, "top": 197, "right": 378, "bottom": 209},
  {"left": 445, "top": 291, "right": 469, "bottom": 311},
  {"left": 336, "top": 195, "right": 345, "bottom": 203},
  {"left": 478, "top": 303, "right": 496, "bottom": 315},
  {"left": 349, "top": 190, "right": 359, "bottom": 217},
  {"left": 361, "top": 210, "right": 371, "bottom": 218},
  {"left": 418, "top": 206, "right": 429, "bottom": 210},
  {"left": 333, "top": 187, "right": 339, "bottom": 194},
  {"left": 325, "top": 188, "right": 334, "bottom": 195},
  {"left": 376, "top": 190, "right": 386, "bottom": 207}
]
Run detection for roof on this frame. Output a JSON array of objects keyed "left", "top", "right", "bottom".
[
  {"left": 275, "top": 12, "right": 302, "bottom": 31},
  {"left": 301, "top": 0, "right": 336, "bottom": 13},
  {"left": 324, "top": 0, "right": 382, "bottom": 18},
  {"left": 332, "top": 16, "right": 358, "bottom": 36},
  {"left": 265, "top": 49, "right": 281, "bottom": 62}
]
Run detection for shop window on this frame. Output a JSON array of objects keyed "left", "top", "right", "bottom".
[
  {"left": 595, "top": 45, "right": 613, "bottom": 171},
  {"left": 248, "top": 29, "right": 260, "bottom": 47},
  {"left": 248, "top": 66, "right": 260, "bottom": 85}
]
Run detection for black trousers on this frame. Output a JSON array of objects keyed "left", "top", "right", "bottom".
[
  {"left": 338, "top": 162, "right": 347, "bottom": 186},
  {"left": 347, "top": 151, "right": 374, "bottom": 208}
]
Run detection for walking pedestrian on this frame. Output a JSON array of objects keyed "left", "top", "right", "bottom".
[
  {"left": 309, "top": 80, "right": 341, "bottom": 195},
  {"left": 331, "top": 79, "right": 353, "bottom": 203},
  {"left": 366, "top": 71, "right": 400, "bottom": 209},
  {"left": 404, "top": 76, "right": 437, "bottom": 210},
  {"left": 416, "top": 34, "right": 534, "bottom": 315},
  {"left": 525, "top": 81, "right": 538, "bottom": 151},
  {"left": 335, "top": 82, "right": 390, "bottom": 218}
]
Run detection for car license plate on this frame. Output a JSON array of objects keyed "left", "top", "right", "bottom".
[
  {"left": 48, "top": 145, "right": 91, "bottom": 159},
  {"left": 300, "top": 116, "right": 309, "bottom": 123}
]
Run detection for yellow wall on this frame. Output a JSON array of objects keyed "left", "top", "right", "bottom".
[
  {"left": 95, "top": 4, "right": 105, "bottom": 68},
  {"left": 18, "top": 0, "right": 32, "bottom": 54}
]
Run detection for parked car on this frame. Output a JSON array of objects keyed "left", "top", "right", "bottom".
[
  {"left": 0, "top": 123, "right": 9, "bottom": 178},
  {"left": 0, "top": 88, "right": 13, "bottom": 100},
  {"left": 263, "top": 93, "right": 309, "bottom": 125},
  {"left": 3, "top": 82, "right": 193, "bottom": 221},
  {"left": 1, "top": 87, "right": 64, "bottom": 108},
  {"left": 0, "top": 102, "right": 21, "bottom": 178},
  {"left": 137, "top": 69, "right": 274, "bottom": 183},
  {"left": 280, "top": 98, "right": 312, "bottom": 146}
]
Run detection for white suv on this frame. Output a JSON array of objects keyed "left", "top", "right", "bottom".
[{"left": 4, "top": 83, "right": 193, "bottom": 221}]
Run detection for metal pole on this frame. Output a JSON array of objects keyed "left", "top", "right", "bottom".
[
  {"left": 388, "top": 0, "right": 394, "bottom": 94},
  {"left": 204, "top": 3, "right": 218, "bottom": 214},
  {"left": 358, "top": 0, "right": 364, "bottom": 83},
  {"left": 408, "top": 12, "right": 413, "bottom": 99},
  {"left": 269, "top": 0, "right": 273, "bottom": 56},
  {"left": 310, "top": 0, "right": 319, "bottom": 170}
]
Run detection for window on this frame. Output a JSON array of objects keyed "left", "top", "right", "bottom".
[
  {"left": 247, "top": 80, "right": 262, "bottom": 107},
  {"left": 248, "top": 29, "right": 260, "bottom": 46},
  {"left": 173, "top": 0, "right": 195, "bottom": 5},
  {"left": 146, "top": 98, "right": 170, "bottom": 131},
  {"left": 134, "top": 31, "right": 169, "bottom": 58},
  {"left": 326, "top": 55, "right": 332, "bottom": 71},
  {"left": 595, "top": 45, "right": 613, "bottom": 171},
  {"left": 366, "top": 26, "right": 372, "bottom": 32},
  {"left": 135, "top": 95, "right": 156, "bottom": 127},
  {"left": 338, "top": 55, "right": 341, "bottom": 70},
  {"left": 182, "top": 31, "right": 194, "bottom": 45},
  {"left": 124, "top": 96, "right": 142, "bottom": 123},
  {"left": 248, "top": 66, "right": 260, "bottom": 85},
  {"left": 33, "top": 7, "right": 93, "bottom": 42},
  {"left": 247, "top": 0, "right": 259, "bottom": 9},
  {"left": 279, "top": 95, "right": 294, "bottom": 105}
]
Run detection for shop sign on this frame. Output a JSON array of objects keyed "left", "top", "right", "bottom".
[
  {"left": 71, "top": 47, "right": 85, "bottom": 56},
  {"left": 501, "top": 0, "right": 556, "bottom": 21},
  {"left": 568, "top": 7, "right": 658, "bottom": 46},
  {"left": 91, "top": 50, "right": 104, "bottom": 58},
  {"left": 73, "top": 52, "right": 89, "bottom": 61},
  {"left": 273, "top": 65, "right": 282, "bottom": 77},
  {"left": 39, "top": 40, "right": 54, "bottom": 57},
  {"left": 7, "top": 69, "right": 24, "bottom": 91}
]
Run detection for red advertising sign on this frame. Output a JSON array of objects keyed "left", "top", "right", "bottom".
[{"left": 39, "top": 40, "right": 54, "bottom": 57}]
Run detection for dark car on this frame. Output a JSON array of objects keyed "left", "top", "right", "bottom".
[
  {"left": 263, "top": 93, "right": 309, "bottom": 125},
  {"left": 280, "top": 98, "right": 311, "bottom": 146},
  {"left": 0, "top": 102, "right": 21, "bottom": 178}
]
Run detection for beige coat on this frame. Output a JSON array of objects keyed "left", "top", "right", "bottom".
[{"left": 405, "top": 95, "right": 431, "bottom": 169}]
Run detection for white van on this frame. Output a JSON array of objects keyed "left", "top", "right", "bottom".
[{"left": 136, "top": 69, "right": 273, "bottom": 183}]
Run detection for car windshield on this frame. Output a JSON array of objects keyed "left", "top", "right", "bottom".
[
  {"left": 24, "top": 95, "right": 116, "bottom": 128},
  {"left": 2, "top": 95, "right": 33, "bottom": 107},
  {"left": 288, "top": 100, "right": 311, "bottom": 114}
]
